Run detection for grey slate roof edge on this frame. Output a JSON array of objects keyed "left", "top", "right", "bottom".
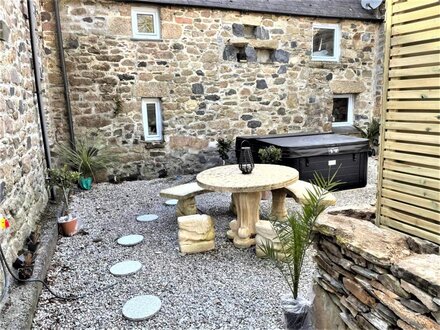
[{"left": 121, "top": 0, "right": 383, "bottom": 22}]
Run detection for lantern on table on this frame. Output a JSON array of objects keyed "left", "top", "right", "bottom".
[{"left": 238, "top": 140, "right": 254, "bottom": 174}]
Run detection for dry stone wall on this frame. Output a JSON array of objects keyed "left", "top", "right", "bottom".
[
  {"left": 313, "top": 214, "right": 440, "bottom": 330},
  {"left": 42, "top": 0, "right": 383, "bottom": 179},
  {"left": 0, "top": 0, "right": 48, "bottom": 289}
]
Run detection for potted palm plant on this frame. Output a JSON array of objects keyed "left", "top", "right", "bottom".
[
  {"left": 258, "top": 146, "right": 282, "bottom": 200},
  {"left": 216, "top": 137, "right": 233, "bottom": 165},
  {"left": 47, "top": 165, "right": 81, "bottom": 237},
  {"left": 58, "top": 137, "right": 113, "bottom": 190},
  {"left": 260, "top": 173, "right": 339, "bottom": 329}
]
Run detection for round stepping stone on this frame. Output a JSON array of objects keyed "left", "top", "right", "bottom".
[
  {"left": 136, "top": 214, "right": 158, "bottom": 222},
  {"left": 117, "top": 234, "right": 144, "bottom": 247},
  {"left": 122, "top": 295, "right": 161, "bottom": 321},
  {"left": 110, "top": 260, "right": 142, "bottom": 276},
  {"left": 165, "top": 199, "right": 178, "bottom": 206}
]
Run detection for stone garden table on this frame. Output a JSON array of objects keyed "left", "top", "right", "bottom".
[{"left": 196, "top": 164, "right": 299, "bottom": 248}]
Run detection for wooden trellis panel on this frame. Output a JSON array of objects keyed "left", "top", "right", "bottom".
[{"left": 377, "top": 0, "right": 440, "bottom": 244}]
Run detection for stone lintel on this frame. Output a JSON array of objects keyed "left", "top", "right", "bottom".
[
  {"left": 330, "top": 80, "right": 366, "bottom": 94},
  {"left": 135, "top": 82, "right": 169, "bottom": 98},
  {"left": 229, "top": 38, "right": 279, "bottom": 50}
]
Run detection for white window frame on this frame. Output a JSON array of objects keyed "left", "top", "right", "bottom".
[
  {"left": 311, "top": 23, "right": 341, "bottom": 62},
  {"left": 332, "top": 94, "right": 354, "bottom": 127},
  {"left": 142, "top": 98, "right": 162, "bottom": 141},
  {"left": 131, "top": 7, "right": 161, "bottom": 40}
]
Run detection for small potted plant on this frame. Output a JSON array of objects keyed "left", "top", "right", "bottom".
[
  {"left": 58, "top": 137, "right": 113, "bottom": 190},
  {"left": 216, "top": 137, "right": 233, "bottom": 165},
  {"left": 258, "top": 146, "right": 282, "bottom": 199},
  {"left": 47, "top": 165, "right": 81, "bottom": 236},
  {"left": 260, "top": 173, "right": 339, "bottom": 329}
]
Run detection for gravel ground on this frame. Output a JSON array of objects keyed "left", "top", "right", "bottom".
[{"left": 32, "top": 158, "right": 377, "bottom": 329}]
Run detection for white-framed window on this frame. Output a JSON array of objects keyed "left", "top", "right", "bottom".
[
  {"left": 312, "top": 23, "right": 340, "bottom": 62},
  {"left": 142, "top": 98, "right": 162, "bottom": 141},
  {"left": 332, "top": 94, "right": 354, "bottom": 126},
  {"left": 131, "top": 7, "right": 161, "bottom": 40}
]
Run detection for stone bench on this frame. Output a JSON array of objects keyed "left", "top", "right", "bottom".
[
  {"left": 159, "top": 182, "right": 211, "bottom": 217},
  {"left": 283, "top": 180, "right": 337, "bottom": 207}
]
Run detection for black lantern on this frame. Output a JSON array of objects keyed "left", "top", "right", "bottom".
[{"left": 239, "top": 140, "right": 254, "bottom": 174}]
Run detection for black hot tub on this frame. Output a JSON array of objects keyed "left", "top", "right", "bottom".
[{"left": 236, "top": 133, "right": 369, "bottom": 190}]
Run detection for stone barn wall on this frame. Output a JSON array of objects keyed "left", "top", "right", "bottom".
[
  {"left": 42, "top": 0, "right": 383, "bottom": 179},
  {"left": 0, "top": 0, "right": 48, "bottom": 289}
]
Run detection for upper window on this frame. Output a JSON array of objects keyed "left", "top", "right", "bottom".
[
  {"left": 332, "top": 94, "right": 354, "bottom": 126},
  {"left": 131, "top": 7, "right": 160, "bottom": 40},
  {"left": 142, "top": 98, "right": 162, "bottom": 141},
  {"left": 312, "top": 24, "right": 340, "bottom": 62}
]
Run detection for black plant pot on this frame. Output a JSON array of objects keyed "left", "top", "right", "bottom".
[{"left": 281, "top": 296, "right": 312, "bottom": 330}]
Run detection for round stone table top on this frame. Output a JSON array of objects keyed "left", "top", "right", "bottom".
[{"left": 196, "top": 164, "right": 299, "bottom": 193}]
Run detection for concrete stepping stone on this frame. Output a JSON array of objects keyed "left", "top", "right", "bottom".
[
  {"left": 117, "top": 235, "right": 144, "bottom": 246},
  {"left": 136, "top": 214, "right": 158, "bottom": 222},
  {"left": 110, "top": 260, "right": 142, "bottom": 276},
  {"left": 165, "top": 199, "right": 178, "bottom": 206},
  {"left": 122, "top": 295, "right": 161, "bottom": 321}
]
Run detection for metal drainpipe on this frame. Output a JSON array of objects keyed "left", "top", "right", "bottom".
[
  {"left": 53, "top": 0, "right": 75, "bottom": 148},
  {"left": 27, "top": 0, "right": 55, "bottom": 199}
]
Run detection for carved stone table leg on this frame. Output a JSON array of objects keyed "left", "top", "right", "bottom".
[
  {"left": 229, "top": 193, "right": 237, "bottom": 215},
  {"left": 232, "top": 191, "right": 260, "bottom": 248},
  {"left": 270, "top": 189, "right": 288, "bottom": 221},
  {"left": 176, "top": 197, "right": 197, "bottom": 217}
]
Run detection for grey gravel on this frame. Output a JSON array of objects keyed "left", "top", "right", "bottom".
[{"left": 32, "top": 158, "right": 377, "bottom": 329}]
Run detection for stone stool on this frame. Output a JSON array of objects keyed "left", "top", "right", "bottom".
[
  {"left": 255, "top": 220, "right": 286, "bottom": 261},
  {"left": 177, "top": 214, "right": 215, "bottom": 254}
]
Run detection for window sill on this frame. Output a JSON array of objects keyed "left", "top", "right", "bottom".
[
  {"left": 142, "top": 140, "right": 165, "bottom": 149},
  {"left": 311, "top": 58, "right": 340, "bottom": 63},
  {"left": 332, "top": 125, "right": 360, "bottom": 135},
  {"left": 131, "top": 37, "right": 163, "bottom": 42}
]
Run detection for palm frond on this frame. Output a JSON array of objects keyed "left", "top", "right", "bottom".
[{"left": 265, "top": 171, "right": 341, "bottom": 299}]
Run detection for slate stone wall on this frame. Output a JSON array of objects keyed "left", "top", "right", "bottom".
[
  {"left": 0, "top": 0, "right": 48, "bottom": 290},
  {"left": 313, "top": 214, "right": 440, "bottom": 329},
  {"left": 42, "top": 0, "right": 383, "bottom": 179}
]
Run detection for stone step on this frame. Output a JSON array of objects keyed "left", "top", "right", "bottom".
[
  {"left": 136, "top": 214, "right": 159, "bottom": 222},
  {"left": 109, "top": 260, "right": 142, "bottom": 276},
  {"left": 122, "top": 295, "right": 161, "bottom": 321},
  {"left": 117, "top": 234, "right": 144, "bottom": 247}
]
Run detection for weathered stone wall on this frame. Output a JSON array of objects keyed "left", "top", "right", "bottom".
[
  {"left": 0, "top": 0, "right": 48, "bottom": 290},
  {"left": 313, "top": 213, "right": 440, "bottom": 330},
  {"left": 42, "top": 0, "right": 383, "bottom": 179}
]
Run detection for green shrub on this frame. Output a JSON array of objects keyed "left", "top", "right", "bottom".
[
  {"left": 216, "top": 137, "right": 233, "bottom": 163},
  {"left": 47, "top": 165, "right": 81, "bottom": 209},
  {"left": 57, "top": 137, "right": 113, "bottom": 180},
  {"left": 258, "top": 146, "right": 282, "bottom": 164}
]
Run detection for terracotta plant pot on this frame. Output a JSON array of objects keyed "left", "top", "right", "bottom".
[{"left": 58, "top": 215, "right": 78, "bottom": 237}]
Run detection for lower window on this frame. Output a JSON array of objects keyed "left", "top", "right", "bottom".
[
  {"left": 332, "top": 94, "right": 354, "bottom": 126},
  {"left": 142, "top": 98, "right": 162, "bottom": 141}
]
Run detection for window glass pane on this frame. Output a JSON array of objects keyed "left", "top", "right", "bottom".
[
  {"left": 137, "top": 13, "right": 155, "bottom": 33},
  {"left": 313, "top": 28, "right": 335, "bottom": 57},
  {"left": 146, "top": 103, "right": 157, "bottom": 135},
  {"left": 333, "top": 98, "right": 348, "bottom": 122}
]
